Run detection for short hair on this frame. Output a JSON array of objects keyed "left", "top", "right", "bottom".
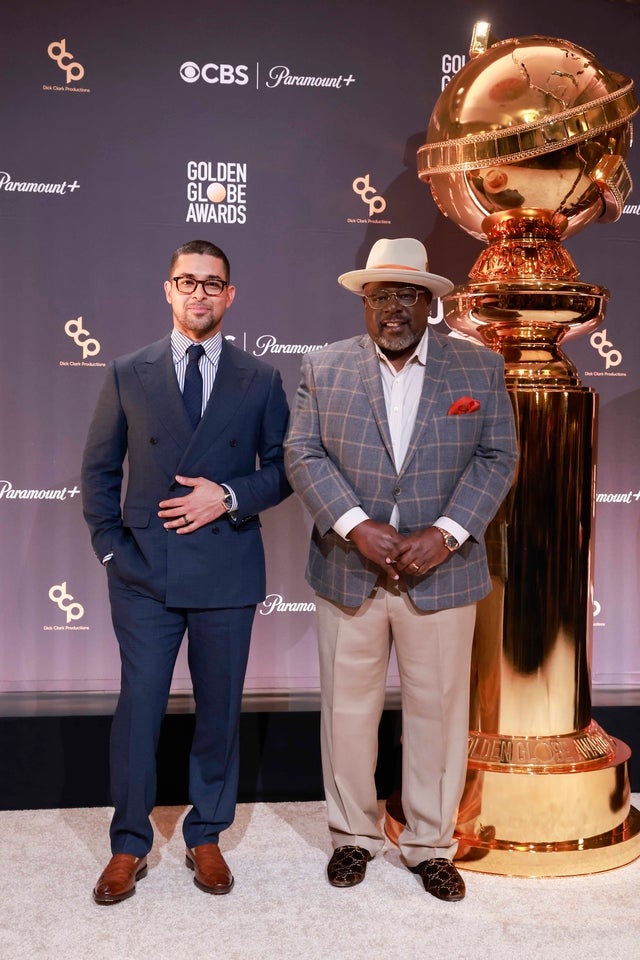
[{"left": 168, "top": 240, "right": 230, "bottom": 281}]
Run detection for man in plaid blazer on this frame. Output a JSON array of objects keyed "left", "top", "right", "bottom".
[{"left": 284, "top": 238, "right": 518, "bottom": 901}]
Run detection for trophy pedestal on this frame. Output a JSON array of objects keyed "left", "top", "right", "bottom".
[
  {"left": 383, "top": 305, "right": 640, "bottom": 878},
  {"left": 454, "top": 727, "right": 640, "bottom": 876},
  {"left": 385, "top": 734, "right": 640, "bottom": 876},
  {"left": 446, "top": 283, "right": 639, "bottom": 877}
]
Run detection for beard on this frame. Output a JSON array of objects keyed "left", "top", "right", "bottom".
[
  {"left": 177, "top": 303, "right": 222, "bottom": 339},
  {"left": 373, "top": 326, "right": 421, "bottom": 354}
]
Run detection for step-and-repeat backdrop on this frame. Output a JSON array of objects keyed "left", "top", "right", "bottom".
[{"left": 1, "top": 0, "right": 638, "bottom": 696}]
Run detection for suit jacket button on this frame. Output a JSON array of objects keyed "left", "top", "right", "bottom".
[
  {"left": 229, "top": 439, "right": 238, "bottom": 447},
  {"left": 394, "top": 486, "right": 401, "bottom": 495},
  {"left": 211, "top": 527, "right": 220, "bottom": 534},
  {"left": 149, "top": 437, "right": 158, "bottom": 445}
]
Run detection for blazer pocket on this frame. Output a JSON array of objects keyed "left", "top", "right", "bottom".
[
  {"left": 122, "top": 506, "right": 151, "bottom": 528},
  {"left": 233, "top": 515, "right": 261, "bottom": 531}
]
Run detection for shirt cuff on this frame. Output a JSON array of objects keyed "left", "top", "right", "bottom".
[
  {"left": 220, "top": 483, "right": 238, "bottom": 516},
  {"left": 434, "top": 516, "right": 469, "bottom": 546},
  {"left": 334, "top": 507, "right": 369, "bottom": 541}
]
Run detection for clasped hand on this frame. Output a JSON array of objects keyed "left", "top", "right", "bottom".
[
  {"left": 348, "top": 519, "right": 449, "bottom": 579},
  {"left": 158, "top": 475, "right": 227, "bottom": 534}
]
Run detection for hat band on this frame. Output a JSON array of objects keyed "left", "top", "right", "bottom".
[{"left": 370, "top": 263, "right": 422, "bottom": 271}]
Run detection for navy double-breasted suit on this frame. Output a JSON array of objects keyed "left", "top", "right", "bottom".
[
  {"left": 82, "top": 334, "right": 290, "bottom": 854},
  {"left": 83, "top": 334, "right": 290, "bottom": 604}
]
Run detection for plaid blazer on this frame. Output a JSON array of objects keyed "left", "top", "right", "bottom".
[{"left": 284, "top": 330, "right": 518, "bottom": 611}]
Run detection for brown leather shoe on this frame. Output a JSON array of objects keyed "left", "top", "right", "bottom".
[
  {"left": 411, "top": 858, "right": 466, "bottom": 901},
  {"left": 93, "top": 853, "right": 148, "bottom": 905},
  {"left": 327, "top": 845, "right": 372, "bottom": 887},
  {"left": 185, "top": 844, "right": 234, "bottom": 894}
]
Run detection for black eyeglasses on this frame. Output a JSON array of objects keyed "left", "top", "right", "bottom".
[
  {"left": 172, "top": 276, "right": 229, "bottom": 297},
  {"left": 363, "top": 287, "right": 425, "bottom": 309}
]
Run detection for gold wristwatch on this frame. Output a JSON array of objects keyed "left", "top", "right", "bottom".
[{"left": 433, "top": 526, "right": 459, "bottom": 552}]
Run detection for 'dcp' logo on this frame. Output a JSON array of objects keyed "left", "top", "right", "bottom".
[
  {"left": 47, "top": 39, "right": 85, "bottom": 83},
  {"left": 179, "top": 61, "right": 249, "bottom": 85},
  {"left": 65, "top": 316, "right": 100, "bottom": 359},
  {"left": 352, "top": 174, "right": 386, "bottom": 216},
  {"left": 590, "top": 329, "right": 622, "bottom": 369},
  {"left": 49, "top": 582, "right": 84, "bottom": 623}
]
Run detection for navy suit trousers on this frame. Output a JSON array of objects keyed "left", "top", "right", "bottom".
[{"left": 107, "top": 568, "right": 255, "bottom": 856}]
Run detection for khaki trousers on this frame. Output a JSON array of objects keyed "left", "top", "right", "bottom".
[{"left": 316, "top": 577, "right": 475, "bottom": 866}]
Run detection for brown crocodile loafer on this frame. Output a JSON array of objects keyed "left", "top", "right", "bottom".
[
  {"left": 93, "top": 853, "right": 148, "bottom": 905},
  {"left": 186, "top": 843, "right": 234, "bottom": 894}
]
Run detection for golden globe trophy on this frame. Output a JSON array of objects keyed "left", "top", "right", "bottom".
[{"left": 387, "top": 24, "right": 640, "bottom": 876}]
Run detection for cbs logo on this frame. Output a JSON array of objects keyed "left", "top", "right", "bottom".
[{"left": 180, "top": 62, "right": 249, "bottom": 85}]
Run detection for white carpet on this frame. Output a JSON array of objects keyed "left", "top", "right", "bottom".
[{"left": 1, "top": 799, "right": 639, "bottom": 960}]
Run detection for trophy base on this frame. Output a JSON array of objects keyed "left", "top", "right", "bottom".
[
  {"left": 452, "top": 806, "right": 640, "bottom": 877},
  {"left": 384, "top": 731, "right": 640, "bottom": 877}
]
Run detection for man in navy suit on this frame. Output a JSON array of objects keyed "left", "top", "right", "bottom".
[
  {"left": 82, "top": 239, "right": 290, "bottom": 903},
  {"left": 285, "top": 238, "right": 518, "bottom": 901}
]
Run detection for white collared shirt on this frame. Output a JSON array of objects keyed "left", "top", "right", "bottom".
[{"left": 171, "top": 328, "right": 223, "bottom": 416}]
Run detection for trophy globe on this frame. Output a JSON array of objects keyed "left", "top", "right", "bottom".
[{"left": 418, "top": 23, "right": 637, "bottom": 382}]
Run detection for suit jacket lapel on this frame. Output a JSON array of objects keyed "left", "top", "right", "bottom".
[
  {"left": 133, "top": 337, "right": 257, "bottom": 471},
  {"left": 182, "top": 340, "right": 256, "bottom": 469},
  {"left": 356, "top": 336, "right": 396, "bottom": 467},
  {"left": 133, "top": 335, "right": 194, "bottom": 450},
  {"left": 398, "top": 330, "right": 449, "bottom": 479}
]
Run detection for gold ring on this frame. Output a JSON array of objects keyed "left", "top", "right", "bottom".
[
  {"left": 411, "top": 561, "right": 420, "bottom": 571},
  {"left": 183, "top": 515, "right": 189, "bottom": 524}
]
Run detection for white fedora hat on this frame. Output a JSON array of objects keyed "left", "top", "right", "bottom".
[{"left": 338, "top": 237, "right": 453, "bottom": 298}]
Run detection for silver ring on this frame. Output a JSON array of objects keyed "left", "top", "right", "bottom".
[{"left": 183, "top": 515, "right": 189, "bottom": 524}]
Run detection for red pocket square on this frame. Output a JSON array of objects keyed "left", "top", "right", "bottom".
[{"left": 448, "top": 396, "right": 481, "bottom": 415}]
